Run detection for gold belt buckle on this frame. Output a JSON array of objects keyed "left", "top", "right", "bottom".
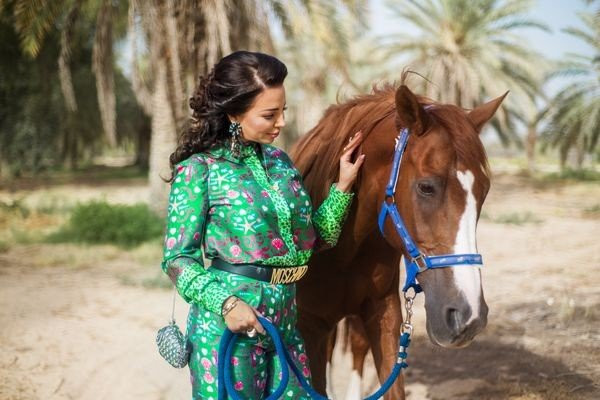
[{"left": 270, "top": 265, "right": 308, "bottom": 284}]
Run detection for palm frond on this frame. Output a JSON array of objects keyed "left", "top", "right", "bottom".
[
  {"left": 12, "top": 0, "right": 65, "bottom": 57},
  {"left": 378, "top": 0, "right": 546, "bottom": 145}
]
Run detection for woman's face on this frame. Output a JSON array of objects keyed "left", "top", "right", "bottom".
[{"left": 231, "top": 85, "right": 287, "bottom": 145}]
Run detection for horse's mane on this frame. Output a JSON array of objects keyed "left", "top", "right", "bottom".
[
  {"left": 290, "top": 82, "right": 489, "bottom": 205},
  {"left": 290, "top": 83, "right": 398, "bottom": 204}
]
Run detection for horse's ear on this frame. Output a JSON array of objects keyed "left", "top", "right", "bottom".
[
  {"left": 468, "top": 91, "right": 509, "bottom": 133},
  {"left": 395, "top": 85, "right": 430, "bottom": 136}
]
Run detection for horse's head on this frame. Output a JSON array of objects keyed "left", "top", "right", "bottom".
[{"left": 378, "top": 85, "right": 506, "bottom": 348}]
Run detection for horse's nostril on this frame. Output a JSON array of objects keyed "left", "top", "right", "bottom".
[{"left": 445, "top": 307, "right": 463, "bottom": 335}]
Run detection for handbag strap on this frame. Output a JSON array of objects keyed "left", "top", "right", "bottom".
[{"left": 170, "top": 285, "right": 177, "bottom": 324}]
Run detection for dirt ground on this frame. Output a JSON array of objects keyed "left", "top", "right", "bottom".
[{"left": 0, "top": 171, "right": 598, "bottom": 399}]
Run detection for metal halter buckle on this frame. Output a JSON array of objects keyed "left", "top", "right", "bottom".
[{"left": 411, "top": 254, "right": 428, "bottom": 272}]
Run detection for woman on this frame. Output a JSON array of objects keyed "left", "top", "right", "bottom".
[{"left": 161, "top": 50, "right": 365, "bottom": 399}]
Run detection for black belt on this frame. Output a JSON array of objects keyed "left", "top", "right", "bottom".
[{"left": 210, "top": 258, "right": 308, "bottom": 285}]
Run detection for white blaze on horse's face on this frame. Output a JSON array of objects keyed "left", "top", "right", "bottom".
[{"left": 452, "top": 170, "right": 482, "bottom": 323}]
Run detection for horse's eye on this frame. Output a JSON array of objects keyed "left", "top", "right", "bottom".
[{"left": 417, "top": 182, "right": 436, "bottom": 197}]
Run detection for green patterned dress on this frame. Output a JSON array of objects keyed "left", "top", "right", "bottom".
[{"left": 161, "top": 139, "right": 354, "bottom": 399}]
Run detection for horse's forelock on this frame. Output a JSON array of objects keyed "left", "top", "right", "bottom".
[{"left": 425, "top": 105, "right": 490, "bottom": 177}]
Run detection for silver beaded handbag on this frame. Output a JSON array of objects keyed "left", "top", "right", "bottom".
[{"left": 156, "top": 286, "right": 191, "bottom": 368}]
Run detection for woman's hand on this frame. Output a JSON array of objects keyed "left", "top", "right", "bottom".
[
  {"left": 222, "top": 297, "right": 266, "bottom": 335},
  {"left": 336, "top": 130, "right": 366, "bottom": 193}
]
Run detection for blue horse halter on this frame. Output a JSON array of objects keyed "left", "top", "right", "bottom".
[{"left": 377, "top": 128, "right": 483, "bottom": 293}]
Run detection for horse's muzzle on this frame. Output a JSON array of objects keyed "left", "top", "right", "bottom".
[
  {"left": 444, "top": 299, "right": 488, "bottom": 347},
  {"left": 425, "top": 293, "right": 488, "bottom": 348}
]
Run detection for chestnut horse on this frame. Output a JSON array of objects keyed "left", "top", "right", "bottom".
[{"left": 289, "top": 83, "right": 506, "bottom": 399}]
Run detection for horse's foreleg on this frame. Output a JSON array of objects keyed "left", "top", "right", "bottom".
[
  {"left": 297, "top": 310, "right": 332, "bottom": 396},
  {"left": 361, "top": 293, "right": 405, "bottom": 400},
  {"left": 325, "top": 323, "right": 337, "bottom": 398},
  {"left": 344, "top": 316, "right": 370, "bottom": 400}
]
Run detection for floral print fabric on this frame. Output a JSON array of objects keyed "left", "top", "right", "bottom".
[
  {"left": 187, "top": 269, "right": 312, "bottom": 399},
  {"left": 161, "top": 139, "right": 353, "bottom": 399},
  {"left": 160, "top": 139, "right": 354, "bottom": 314},
  {"left": 160, "top": 140, "right": 353, "bottom": 399}
]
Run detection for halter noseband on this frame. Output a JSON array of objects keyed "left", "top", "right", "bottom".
[{"left": 377, "top": 128, "right": 483, "bottom": 293}]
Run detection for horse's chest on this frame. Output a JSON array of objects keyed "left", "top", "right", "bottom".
[{"left": 350, "top": 264, "right": 398, "bottom": 299}]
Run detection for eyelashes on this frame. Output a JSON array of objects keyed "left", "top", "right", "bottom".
[{"left": 263, "top": 108, "right": 287, "bottom": 120}]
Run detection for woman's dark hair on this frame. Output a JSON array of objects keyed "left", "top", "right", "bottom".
[{"left": 167, "top": 51, "right": 288, "bottom": 181}]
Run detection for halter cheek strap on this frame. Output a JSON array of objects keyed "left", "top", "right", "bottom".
[{"left": 378, "top": 128, "right": 483, "bottom": 293}]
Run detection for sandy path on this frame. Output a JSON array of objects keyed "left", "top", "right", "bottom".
[
  {"left": 0, "top": 249, "right": 189, "bottom": 399},
  {"left": 0, "top": 174, "right": 598, "bottom": 399}
]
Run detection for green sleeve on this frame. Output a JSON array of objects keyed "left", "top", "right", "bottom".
[
  {"left": 312, "top": 183, "right": 354, "bottom": 247},
  {"left": 160, "top": 156, "right": 233, "bottom": 315}
]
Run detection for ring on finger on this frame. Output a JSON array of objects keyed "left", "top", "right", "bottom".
[{"left": 246, "top": 328, "right": 257, "bottom": 338}]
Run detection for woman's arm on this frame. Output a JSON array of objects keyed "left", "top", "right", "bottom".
[
  {"left": 310, "top": 130, "right": 365, "bottom": 248},
  {"left": 161, "top": 156, "right": 233, "bottom": 315},
  {"left": 311, "top": 183, "right": 354, "bottom": 247}
]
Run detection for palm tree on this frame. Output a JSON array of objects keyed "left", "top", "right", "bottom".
[
  {"left": 132, "top": 0, "right": 366, "bottom": 212},
  {"left": 5, "top": 0, "right": 364, "bottom": 213},
  {"left": 541, "top": 10, "right": 599, "bottom": 170},
  {"left": 5, "top": 0, "right": 124, "bottom": 147},
  {"left": 380, "top": 0, "right": 550, "bottom": 152},
  {"left": 273, "top": 0, "right": 370, "bottom": 147}
]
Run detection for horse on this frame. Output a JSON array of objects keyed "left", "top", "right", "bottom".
[{"left": 289, "top": 82, "right": 507, "bottom": 399}]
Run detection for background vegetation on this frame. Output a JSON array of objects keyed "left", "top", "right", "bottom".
[{"left": 0, "top": 0, "right": 598, "bottom": 217}]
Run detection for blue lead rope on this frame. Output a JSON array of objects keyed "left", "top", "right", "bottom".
[{"left": 217, "top": 316, "right": 410, "bottom": 400}]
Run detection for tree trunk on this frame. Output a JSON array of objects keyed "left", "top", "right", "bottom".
[
  {"left": 135, "top": 117, "right": 151, "bottom": 169},
  {"left": 525, "top": 121, "right": 537, "bottom": 174},
  {"left": 293, "top": 75, "right": 327, "bottom": 148},
  {"left": 61, "top": 114, "right": 78, "bottom": 170},
  {"left": 148, "top": 57, "right": 177, "bottom": 216},
  {"left": 575, "top": 133, "right": 585, "bottom": 170},
  {"left": 560, "top": 145, "right": 568, "bottom": 171},
  {"left": 92, "top": 0, "right": 117, "bottom": 147}
]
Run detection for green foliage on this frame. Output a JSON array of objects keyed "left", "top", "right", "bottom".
[
  {"left": 9, "top": 226, "right": 42, "bottom": 244},
  {"left": 0, "top": 10, "right": 99, "bottom": 176},
  {"left": 479, "top": 210, "right": 491, "bottom": 221},
  {"left": 583, "top": 204, "right": 600, "bottom": 217},
  {"left": 382, "top": 0, "right": 549, "bottom": 146},
  {"left": 117, "top": 271, "right": 172, "bottom": 289},
  {"left": 541, "top": 12, "right": 600, "bottom": 167},
  {"left": 384, "top": 0, "right": 548, "bottom": 134},
  {"left": 0, "top": 5, "right": 149, "bottom": 178},
  {"left": 0, "top": 198, "right": 30, "bottom": 218},
  {"left": 491, "top": 211, "right": 543, "bottom": 225},
  {"left": 48, "top": 201, "right": 164, "bottom": 247},
  {"left": 141, "top": 273, "right": 172, "bottom": 289},
  {"left": 541, "top": 168, "right": 600, "bottom": 182}
]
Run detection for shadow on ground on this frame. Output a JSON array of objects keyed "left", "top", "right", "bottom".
[{"left": 405, "top": 331, "right": 598, "bottom": 400}]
